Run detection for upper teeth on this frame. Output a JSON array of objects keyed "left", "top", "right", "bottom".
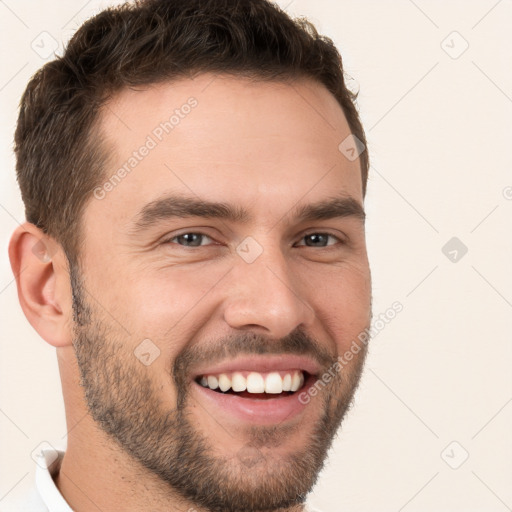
[{"left": 199, "top": 371, "right": 305, "bottom": 394}]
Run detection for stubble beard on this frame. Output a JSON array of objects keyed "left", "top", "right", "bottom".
[{"left": 69, "top": 264, "right": 368, "bottom": 512}]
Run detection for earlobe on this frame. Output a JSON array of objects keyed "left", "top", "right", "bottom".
[{"left": 8, "top": 223, "right": 73, "bottom": 348}]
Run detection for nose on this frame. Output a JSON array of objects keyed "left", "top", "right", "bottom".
[{"left": 222, "top": 243, "right": 315, "bottom": 339}]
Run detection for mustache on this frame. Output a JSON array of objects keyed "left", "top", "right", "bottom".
[{"left": 173, "top": 327, "right": 336, "bottom": 380}]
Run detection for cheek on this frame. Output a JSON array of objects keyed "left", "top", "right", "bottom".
[
  {"left": 134, "top": 264, "right": 225, "bottom": 314},
  {"left": 98, "top": 259, "right": 214, "bottom": 326},
  {"left": 116, "top": 268, "right": 225, "bottom": 356},
  {"left": 308, "top": 262, "right": 371, "bottom": 348}
]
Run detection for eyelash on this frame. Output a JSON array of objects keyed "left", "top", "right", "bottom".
[{"left": 163, "top": 231, "right": 345, "bottom": 249}]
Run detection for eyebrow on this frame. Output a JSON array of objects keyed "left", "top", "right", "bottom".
[{"left": 130, "top": 193, "right": 365, "bottom": 234}]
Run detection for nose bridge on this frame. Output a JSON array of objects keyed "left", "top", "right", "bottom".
[{"left": 222, "top": 237, "right": 314, "bottom": 337}]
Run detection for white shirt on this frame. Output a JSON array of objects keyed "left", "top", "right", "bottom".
[{"left": 1, "top": 446, "right": 73, "bottom": 512}]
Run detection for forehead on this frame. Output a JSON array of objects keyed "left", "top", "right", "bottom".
[{"left": 89, "top": 74, "right": 362, "bottom": 229}]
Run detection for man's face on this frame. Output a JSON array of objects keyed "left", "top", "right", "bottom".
[{"left": 71, "top": 75, "right": 371, "bottom": 511}]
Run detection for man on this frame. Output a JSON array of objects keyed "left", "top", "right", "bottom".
[{"left": 8, "top": 0, "right": 371, "bottom": 510}]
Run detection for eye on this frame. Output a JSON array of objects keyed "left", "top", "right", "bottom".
[
  {"left": 163, "top": 231, "right": 343, "bottom": 249},
  {"left": 295, "top": 233, "right": 343, "bottom": 248},
  {"left": 166, "top": 232, "right": 215, "bottom": 247}
]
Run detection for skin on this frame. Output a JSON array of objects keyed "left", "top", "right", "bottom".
[{"left": 9, "top": 74, "right": 372, "bottom": 511}]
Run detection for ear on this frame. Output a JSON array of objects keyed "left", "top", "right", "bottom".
[{"left": 8, "top": 223, "right": 73, "bottom": 347}]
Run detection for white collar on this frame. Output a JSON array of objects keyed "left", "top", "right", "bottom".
[{"left": 34, "top": 446, "right": 73, "bottom": 512}]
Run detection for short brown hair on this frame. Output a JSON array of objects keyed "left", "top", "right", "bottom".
[{"left": 14, "top": 0, "right": 368, "bottom": 268}]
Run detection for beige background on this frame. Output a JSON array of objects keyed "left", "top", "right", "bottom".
[{"left": 1, "top": 1, "right": 511, "bottom": 511}]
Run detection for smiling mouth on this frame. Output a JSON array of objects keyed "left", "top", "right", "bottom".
[{"left": 195, "top": 370, "right": 309, "bottom": 399}]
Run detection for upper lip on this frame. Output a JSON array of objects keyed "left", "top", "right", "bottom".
[{"left": 192, "top": 354, "right": 322, "bottom": 379}]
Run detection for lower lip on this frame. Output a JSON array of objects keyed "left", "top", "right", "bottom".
[{"left": 191, "top": 375, "right": 316, "bottom": 425}]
